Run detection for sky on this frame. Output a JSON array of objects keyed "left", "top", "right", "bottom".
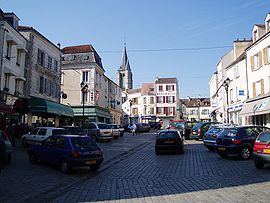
[{"left": 1, "top": 0, "right": 270, "bottom": 98}]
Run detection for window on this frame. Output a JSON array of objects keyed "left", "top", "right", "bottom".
[
  {"left": 132, "top": 108, "right": 138, "bottom": 115},
  {"left": 6, "top": 41, "right": 12, "bottom": 59},
  {"left": 230, "top": 88, "right": 233, "bottom": 103},
  {"left": 15, "top": 79, "right": 20, "bottom": 93},
  {"left": 143, "top": 97, "right": 147, "bottom": 104},
  {"left": 55, "top": 138, "right": 66, "bottom": 148},
  {"left": 132, "top": 98, "right": 138, "bottom": 105},
  {"left": 38, "top": 128, "right": 47, "bottom": 136},
  {"left": 233, "top": 66, "right": 239, "bottom": 79},
  {"left": 253, "top": 30, "right": 258, "bottom": 41},
  {"left": 48, "top": 56, "right": 52, "bottom": 70},
  {"left": 157, "top": 96, "right": 163, "bottom": 103},
  {"left": 168, "top": 107, "right": 174, "bottom": 115},
  {"left": 201, "top": 109, "right": 209, "bottom": 115},
  {"left": 158, "top": 85, "right": 163, "bottom": 91},
  {"left": 190, "top": 109, "right": 197, "bottom": 115},
  {"left": 82, "top": 71, "right": 89, "bottom": 83},
  {"left": 254, "top": 53, "right": 259, "bottom": 70},
  {"left": 4, "top": 74, "right": 10, "bottom": 89},
  {"left": 54, "top": 60, "right": 58, "bottom": 73},
  {"left": 168, "top": 96, "right": 174, "bottom": 103},
  {"left": 255, "top": 81, "right": 262, "bottom": 96},
  {"left": 37, "top": 49, "right": 45, "bottom": 66},
  {"left": 166, "top": 85, "right": 174, "bottom": 91},
  {"left": 150, "top": 97, "right": 154, "bottom": 104},
  {"left": 157, "top": 107, "right": 164, "bottom": 114},
  {"left": 39, "top": 77, "right": 44, "bottom": 93},
  {"left": 150, "top": 107, "right": 154, "bottom": 114},
  {"left": 44, "top": 137, "right": 56, "bottom": 147},
  {"left": 16, "top": 50, "right": 21, "bottom": 66},
  {"left": 267, "top": 46, "right": 270, "bottom": 64}
]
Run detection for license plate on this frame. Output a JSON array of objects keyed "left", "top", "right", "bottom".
[
  {"left": 165, "top": 141, "right": 174, "bottom": 144},
  {"left": 85, "top": 160, "right": 97, "bottom": 165},
  {"left": 263, "top": 149, "right": 270, "bottom": 153},
  {"left": 218, "top": 147, "right": 226, "bottom": 151}
]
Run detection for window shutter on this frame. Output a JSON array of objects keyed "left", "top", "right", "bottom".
[
  {"left": 163, "top": 96, "right": 166, "bottom": 103},
  {"left": 164, "top": 107, "right": 168, "bottom": 115},
  {"left": 172, "top": 85, "right": 174, "bottom": 91},
  {"left": 250, "top": 56, "right": 254, "bottom": 71},
  {"left": 166, "top": 85, "right": 168, "bottom": 91},
  {"left": 173, "top": 96, "right": 175, "bottom": 103},
  {"left": 173, "top": 107, "right": 176, "bottom": 116},
  {"left": 263, "top": 48, "right": 268, "bottom": 65},
  {"left": 261, "top": 79, "right": 264, "bottom": 95},
  {"left": 259, "top": 51, "right": 262, "bottom": 67},
  {"left": 166, "top": 96, "right": 168, "bottom": 103},
  {"left": 253, "top": 82, "right": 256, "bottom": 97}
]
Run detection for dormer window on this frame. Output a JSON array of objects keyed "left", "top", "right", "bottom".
[
  {"left": 253, "top": 30, "right": 258, "bottom": 41},
  {"left": 267, "top": 20, "right": 270, "bottom": 32}
]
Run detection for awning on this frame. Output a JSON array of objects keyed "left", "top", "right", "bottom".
[
  {"left": 239, "top": 96, "right": 270, "bottom": 116},
  {"left": 4, "top": 68, "right": 16, "bottom": 76},
  {"left": 29, "top": 96, "right": 74, "bottom": 117},
  {"left": 0, "top": 101, "right": 16, "bottom": 114}
]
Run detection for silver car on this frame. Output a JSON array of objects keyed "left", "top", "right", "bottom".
[{"left": 83, "top": 122, "right": 113, "bottom": 141}]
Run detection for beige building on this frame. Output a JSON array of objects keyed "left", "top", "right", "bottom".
[{"left": 61, "top": 44, "right": 113, "bottom": 124}]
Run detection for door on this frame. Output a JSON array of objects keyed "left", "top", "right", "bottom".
[
  {"left": 38, "top": 136, "right": 56, "bottom": 163},
  {"left": 35, "top": 128, "right": 47, "bottom": 143}
]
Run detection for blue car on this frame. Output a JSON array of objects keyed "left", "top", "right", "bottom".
[{"left": 28, "top": 135, "right": 104, "bottom": 173}]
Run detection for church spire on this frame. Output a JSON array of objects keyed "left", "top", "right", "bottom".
[{"left": 120, "top": 45, "right": 129, "bottom": 70}]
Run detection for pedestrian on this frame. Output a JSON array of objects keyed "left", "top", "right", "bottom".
[
  {"left": 132, "top": 123, "right": 137, "bottom": 136},
  {"left": 7, "top": 123, "right": 15, "bottom": 146}
]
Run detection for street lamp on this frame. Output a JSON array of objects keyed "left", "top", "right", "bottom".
[
  {"left": 222, "top": 78, "right": 230, "bottom": 124},
  {"left": 197, "top": 95, "right": 201, "bottom": 122},
  {"left": 80, "top": 81, "right": 88, "bottom": 124},
  {"left": 129, "top": 99, "right": 132, "bottom": 124}
]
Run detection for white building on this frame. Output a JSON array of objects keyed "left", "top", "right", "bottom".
[
  {"left": 155, "top": 77, "right": 180, "bottom": 127},
  {"left": 0, "top": 10, "right": 27, "bottom": 120},
  {"left": 240, "top": 13, "right": 270, "bottom": 126}
]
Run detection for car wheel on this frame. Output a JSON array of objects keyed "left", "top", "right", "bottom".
[
  {"left": 22, "top": 138, "right": 28, "bottom": 148},
  {"left": 240, "top": 147, "right": 251, "bottom": 160},
  {"left": 254, "top": 160, "right": 264, "bottom": 169},
  {"left": 90, "top": 164, "right": 100, "bottom": 172},
  {"left": 60, "top": 160, "right": 70, "bottom": 174},
  {"left": 218, "top": 152, "right": 228, "bottom": 158},
  {"left": 29, "top": 152, "right": 37, "bottom": 164}
]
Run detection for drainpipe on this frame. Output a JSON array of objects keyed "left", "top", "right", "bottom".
[{"left": 245, "top": 54, "right": 249, "bottom": 99}]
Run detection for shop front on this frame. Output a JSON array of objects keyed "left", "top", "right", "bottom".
[
  {"left": 240, "top": 94, "right": 270, "bottom": 126},
  {"left": 26, "top": 96, "right": 74, "bottom": 127}
]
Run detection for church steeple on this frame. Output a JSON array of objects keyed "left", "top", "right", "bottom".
[{"left": 116, "top": 44, "right": 133, "bottom": 90}]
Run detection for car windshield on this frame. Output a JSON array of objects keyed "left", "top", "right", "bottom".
[
  {"left": 256, "top": 132, "right": 270, "bottom": 143},
  {"left": 52, "top": 129, "right": 69, "bottom": 135},
  {"left": 159, "top": 132, "right": 179, "bottom": 139},
  {"left": 175, "top": 123, "right": 185, "bottom": 129},
  {"left": 72, "top": 137, "right": 99, "bottom": 149},
  {"left": 221, "top": 128, "right": 238, "bottom": 137},
  {"left": 97, "top": 124, "right": 110, "bottom": 129}
]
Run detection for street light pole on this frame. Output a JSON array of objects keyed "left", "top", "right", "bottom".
[
  {"left": 223, "top": 78, "right": 230, "bottom": 124},
  {"left": 129, "top": 99, "right": 132, "bottom": 124},
  {"left": 80, "top": 81, "right": 88, "bottom": 124}
]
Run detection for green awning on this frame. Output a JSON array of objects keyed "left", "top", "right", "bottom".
[{"left": 29, "top": 96, "right": 74, "bottom": 117}]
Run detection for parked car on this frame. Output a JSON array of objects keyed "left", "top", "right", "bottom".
[
  {"left": 216, "top": 125, "right": 270, "bottom": 159},
  {"left": 203, "top": 125, "right": 226, "bottom": 151},
  {"left": 253, "top": 131, "right": 270, "bottom": 169},
  {"left": 28, "top": 134, "right": 104, "bottom": 173},
  {"left": 109, "top": 124, "right": 121, "bottom": 139},
  {"left": 21, "top": 127, "right": 68, "bottom": 147},
  {"left": 140, "top": 123, "right": 151, "bottom": 132},
  {"left": 117, "top": 125, "right": 125, "bottom": 137},
  {"left": 83, "top": 122, "right": 113, "bottom": 141},
  {"left": 190, "top": 122, "right": 220, "bottom": 140},
  {"left": 183, "top": 121, "right": 199, "bottom": 140},
  {"left": 60, "top": 126, "right": 87, "bottom": 136},
  {"left": 149, "top": 122, "right": 161, "bottom": 129},
  {"left": 0, "top": 130, "right": 12, "bottom": 163},
  {"left": 155, "top": 129, "right": 184, "bottom": 155}
]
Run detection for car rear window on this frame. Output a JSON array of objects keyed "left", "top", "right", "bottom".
[
  {"left": 220, "top": 128, "right": 238, "bottom": 137},
  {"left": 70, "top": 128, "right": 86, "bottom": 134},
  {"left": 192, "top": 123, "right": 204, "bottom": 130},
  {"left": 72, "top": 137, "right": 99, "bottom": 149},
  {"left": 97, "top": 124, "right": 110, "bottom": 129},
  {"left": 52, "top": 129, "right": 69, "bottom": 135},
  {"left": 159, "top": 132, "right": 179, "bottom": 139},
  {"left": 256, "top": 132, "right": 270, "bottom": 143},
  {"left": 207, "top": 127, "right": 223, "bottom": 134}
]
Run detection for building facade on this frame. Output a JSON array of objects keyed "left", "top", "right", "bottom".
[
  {"left": 61, "top": 45, "right": 111, "bottom": 124},
  {"left": 155, "top": 77, "right": 180, "bottom": 127}
]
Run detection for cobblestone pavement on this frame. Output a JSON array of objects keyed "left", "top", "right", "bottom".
[
  {"left": 1, "top": 132, "right": 270, "bottom": 202},
  {"left": 0, "top": 132, "right": 154, "bottom": 203}
]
